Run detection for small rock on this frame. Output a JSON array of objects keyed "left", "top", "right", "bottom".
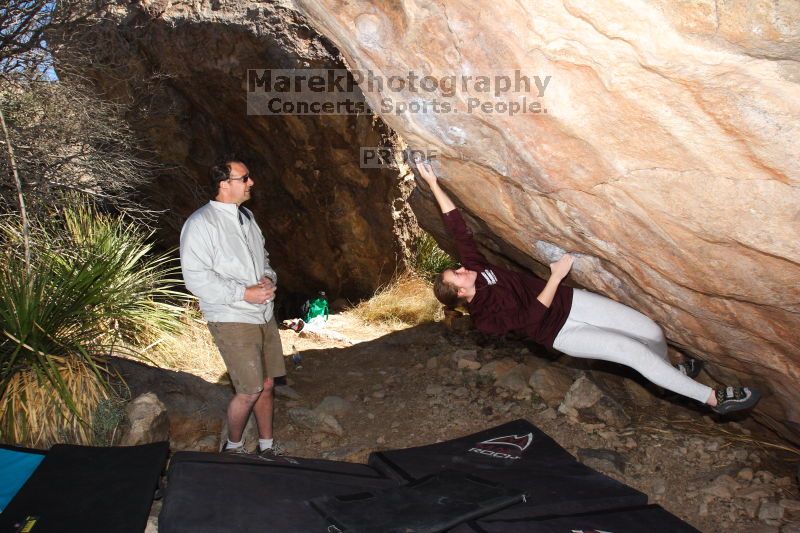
[
  {"left": 120, "top": 392, "right": 169, "bottom": 446},
  {"left": 314, "top": 396, "right": 352, "bottom": 419},
  {"left": 733, "top": 448, "right": 750, "bottom": 462},
  {"left": 758, "top": 471, "right": 776, "bottom": 484},
  {"left": 698, "top": 501, "right": 709, "bottom": 516},
  {"left": 479, "top": 358, "right": 519, "bottom": 380},
  {"left": 740, "top": 486, "right": 775, "bottom": 501},
  {"left": 738, "top": 467, "right": 755, "bottom": 482},
  {"left": 376, "top": 436, "right": 386, "bottom": 445},
  {"left": 701, "top": 474, "right": 739, "bottom": 500},
  {"left": 458, "top": 358, "right": 482, "bottom": 371},
  {"left": 453, "top": 387, "right": 469, "bottom": 399},
  {"left": 622, "top": 378, "right": 655, "bottom": 406},
  {"left": 288, "top": 407, "right": 343, "bottom": 436},
  {"left": 372, "top": 390, "right": 386, "bottom": 400},
  {"left": 652, "top": 477, "right": 667, "bottom": 497},
  {"left": 593, "top": 396, "right": 631, "bottom": 429},
  {"left": 540, "top": 407, "right": 558, "bottom": 421},
  {"left": 577, "top": 448, "right": 627, "bottom": 476},
  {"left": 776, "top": 476, "right": 792, "bottom": 488},
  {"left": 529, "top": 366, "right": 573, "bottom": 407},
  {"left": 426, "top": 357, "right": 439, "bottom": 369},
  {"left": 426, "top": 384, "right": 444, "bottom": 396},
  {"left": 561, "top": 376, "right": 604, "bottom": 410},
  {"left": 451, "top": 348, "right": 478, "bottom": 363},
  {"left": 781, "top": 499, "right": 800, "bottom": 512},
  {"left": 496, "top": 366, "right": 532, "bottom": 399},
  {"left": 190, "top": 434, "right": 219, "bottom": 452},
  {"left": 742, "top": 498, "right": 762, "bottom": 518},
  {"left": 760, "top": 501, "right": 785, "bottom": 525}
]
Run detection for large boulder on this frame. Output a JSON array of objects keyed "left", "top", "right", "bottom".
[{"left": 294, "top": 0, "right": 800, "bottom": 442}]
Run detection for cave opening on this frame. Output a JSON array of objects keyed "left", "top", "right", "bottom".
[{"left": 55, "top": 2, "right": 420, "bottom": 304}]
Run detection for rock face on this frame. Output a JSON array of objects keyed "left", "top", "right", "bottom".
[
  {"left": 64, "top": 2, "right": 799, "bottom": 440},
  {"left": 290, "top": 1, "right": 800, "bottom": 441}
]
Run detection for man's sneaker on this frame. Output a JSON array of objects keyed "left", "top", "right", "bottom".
[
  {"left": 257, "top": 442, "right": 287, "bottom": 459},
  {"left": 713, "top": 386, "right": 761, "bottom": 415},
  {"left": 675, "top": 358, "right": 703, "bottom": 379},
  {"left": 221, "top": 444, "right": 251, "bottom": 456}
]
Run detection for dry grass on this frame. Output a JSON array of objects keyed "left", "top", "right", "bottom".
[
  {"left": 0, "top": 356, "right": 113, "bottom": 447},
  {"left": 146, "top": 306, "right": 228, "bottom": 383},
  {"left": 347, "top": 272, "right": 442, "bottom": 327}
]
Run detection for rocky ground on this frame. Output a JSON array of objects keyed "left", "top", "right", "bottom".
[{"left": 121, "top": 314, "right": 800, "bottom": 533}]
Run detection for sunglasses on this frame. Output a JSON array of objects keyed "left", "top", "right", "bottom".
[{"left": 228, "top": 174, "right": 250, "bottom": 183}]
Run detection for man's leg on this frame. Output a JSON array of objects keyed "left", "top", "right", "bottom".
[
  {"left": 207, "top": 322, "right": 266, "bottom": 449},
  {"left": 254, "top": 318, "right": 287, "bottom": 454},
  {"left": 226, "top": 391, "right": 260, "bottom": 442},
  {"left": 252, "top": 377, "right": 275, "bottom": 440}
]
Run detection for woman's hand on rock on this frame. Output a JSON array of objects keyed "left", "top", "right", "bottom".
[
  {"left": 550, "top": 253, "right": 574, "bottom": 280},
  {"left": 416, "top": 159, "right": 438, "bottom": 187}
]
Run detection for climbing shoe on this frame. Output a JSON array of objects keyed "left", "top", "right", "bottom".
[
  {"left": 713, "top": 386, "right": 761, "bottom": 415},
  {"left": 221, "top": 444, "right": 251, "bottom": 456},
  {"left": 675, "top": 358, "right": 703, "bottom": 379},
  {"left": 258, "top": 441, "right": 287, "bottom": 459}
]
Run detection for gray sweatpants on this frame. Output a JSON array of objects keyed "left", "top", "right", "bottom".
[{"left": 553, "top": 289, "right": 712, "bottom": 404}]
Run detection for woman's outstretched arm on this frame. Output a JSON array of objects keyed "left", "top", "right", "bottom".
[{"left": 416, "top": 160, "right": 456, "bottom": 213}]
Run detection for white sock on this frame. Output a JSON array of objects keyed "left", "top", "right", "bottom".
[
  {"left": 226, "top": 438, "right": 243, "bottom": 450},
  {"left": 259, "top": 438, "right": 273, "bottom": 451}
]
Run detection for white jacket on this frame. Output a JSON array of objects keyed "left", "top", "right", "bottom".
[{"left": 179, "top": 200, "right": 277, "bottom": 324}]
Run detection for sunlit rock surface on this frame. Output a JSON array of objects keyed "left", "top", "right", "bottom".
[{"left": 292, "top": 0, "right": 800, "bottom": 440}]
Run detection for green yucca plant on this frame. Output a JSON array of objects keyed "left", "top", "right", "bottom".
[
  {"left": 0, "top": 199, "right": 187, "bottom": 446},
  {"left": 413, "top": 231, "right": 457, "bottom": 281}
]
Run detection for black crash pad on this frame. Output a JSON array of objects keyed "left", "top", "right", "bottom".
[
  {"left": 310, "top": 469, "right": 525, "bottom": 533},
  {"left": 158, "top": 451, "right": 398, "bottom": 533},
  {"left": 450, "top": 504, "right": 701, "bottom": 532},
  {"left": 0, "top": 441, "right": 168, "bottom": 533},
  {"left": 368, "top": 419, "right": 647, "bottom": 519}
]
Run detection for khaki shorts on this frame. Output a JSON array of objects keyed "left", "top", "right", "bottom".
[{"left": 207, "top": 318, "right": 286, "bottom": 394}]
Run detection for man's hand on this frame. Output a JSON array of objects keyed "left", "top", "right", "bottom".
[
  {"left": 549, "top": 254, "right": 574, "bottom": 281},
  {"left": 244, "top": 277, "right": 277, "bottom": 304},
  {"left": 415, "top": 160, "right": 438, "bottom": 188}
]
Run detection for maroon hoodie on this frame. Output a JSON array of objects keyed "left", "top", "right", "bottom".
[{"left": 442, "top": 209, "right": 573, "bottom": 347}]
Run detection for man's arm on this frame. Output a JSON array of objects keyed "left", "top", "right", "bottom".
[{"left": 180, "top": 218, "right": 273, "bottom": 305}]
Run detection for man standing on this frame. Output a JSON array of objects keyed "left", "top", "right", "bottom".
[{"left": 180, "top": 158, "right": 286, "bottom": 456}]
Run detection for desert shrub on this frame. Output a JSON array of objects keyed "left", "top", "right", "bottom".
[
  {"left": 412, "top": 231, "right": 457, "bottom": 281},
  {"left": 0, "top": 200, "right": 186, "bottom": 446},
  {"left": 348, "top": 272, "right": 441, "bottom": 327}
]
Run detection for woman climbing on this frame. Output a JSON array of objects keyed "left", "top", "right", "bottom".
[{"left": 415, "top": 160, "right": 761, "bottom": 415}]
